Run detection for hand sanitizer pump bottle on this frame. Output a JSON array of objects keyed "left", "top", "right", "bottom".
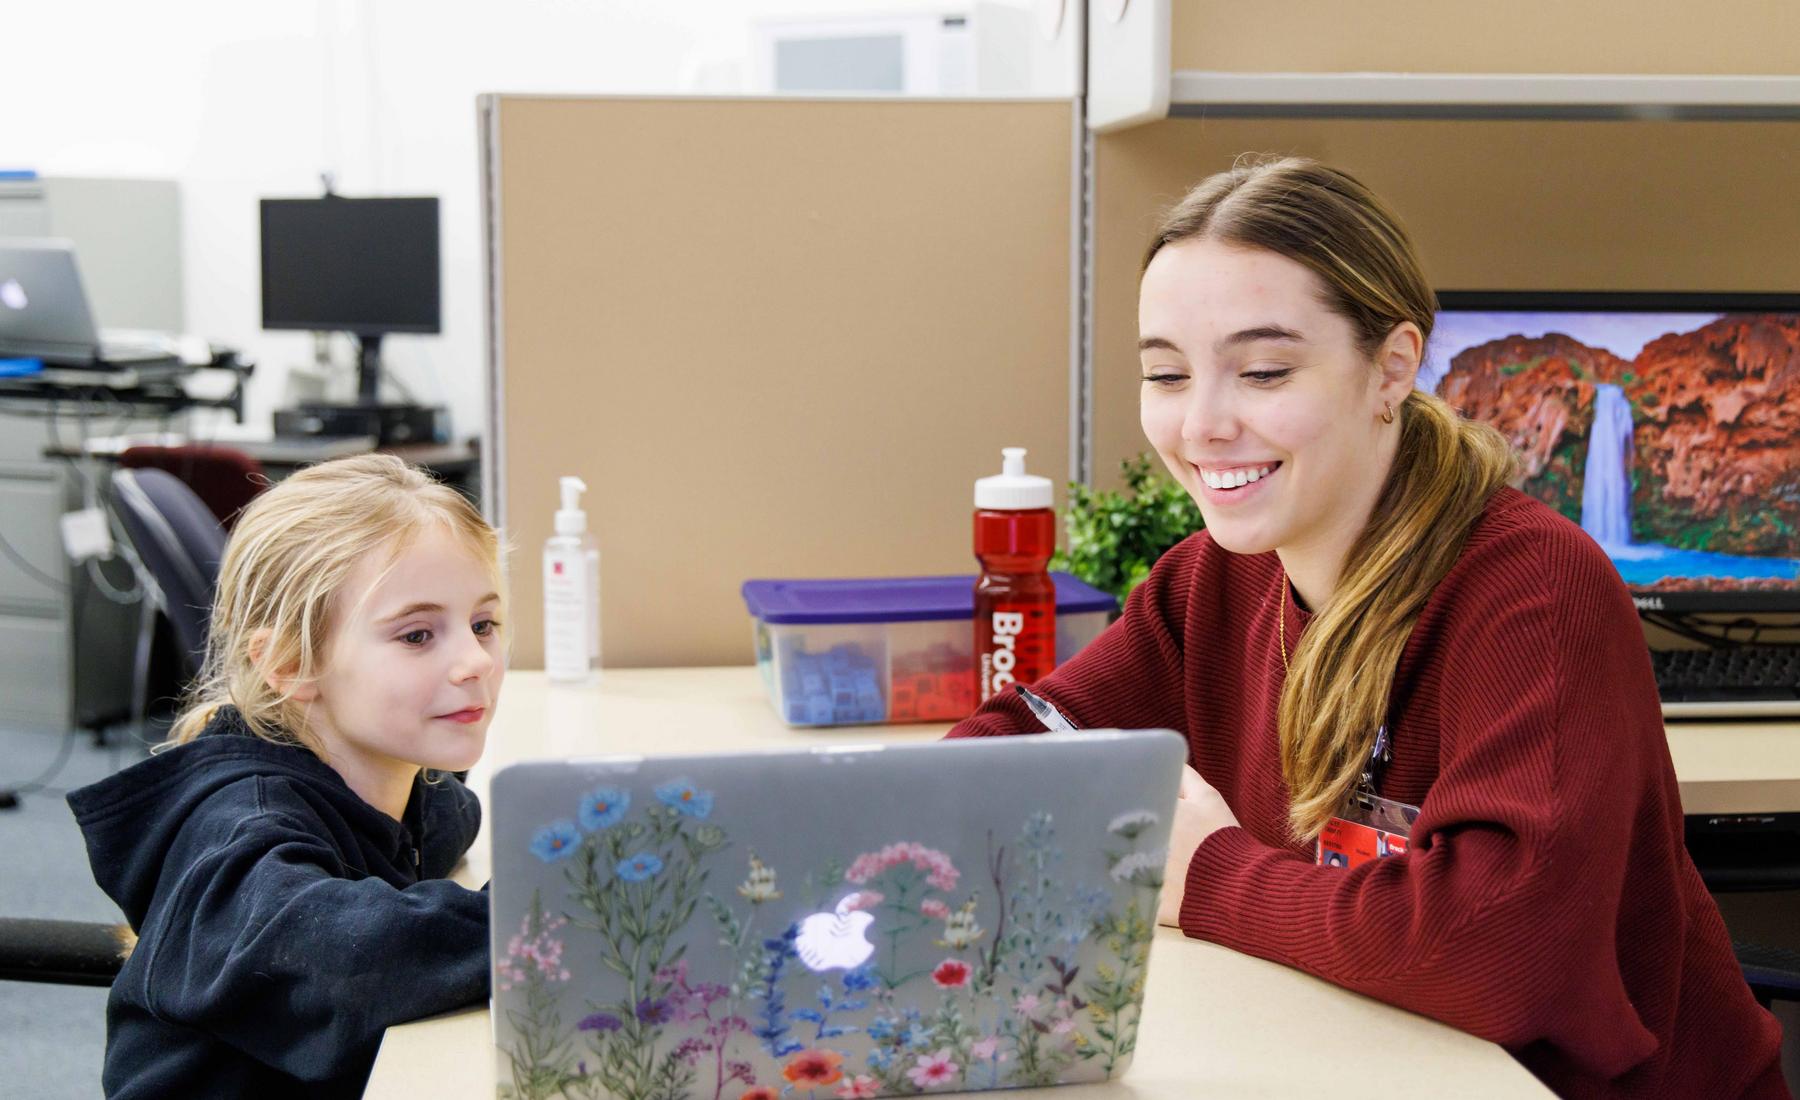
[
  {"left": 973, "top": 447, "right": 1056, "bottom": 703},
  {"left": 544, "top": 476, "right": 600, "bottom": 683}
]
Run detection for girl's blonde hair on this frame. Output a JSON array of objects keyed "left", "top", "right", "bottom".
[
  {"left": 166, "top": 454, "right": 504, "bottom": 752},
  {"left": 1146, "top": 156, "right": 1518, "bottom": 840}
]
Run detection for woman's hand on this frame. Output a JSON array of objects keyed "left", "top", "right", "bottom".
[{"left": 1156, "top": 765, "right": 1241, "bottom": 928}]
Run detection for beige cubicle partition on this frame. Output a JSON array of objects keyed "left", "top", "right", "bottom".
[
  {"left": 1089, "top": 117, "right": 1800, "bottom": 485},
  {"left": 1170, "top": 0, "right": 1800, "bottom": 76},
  {"left": 484, "top": 96, "right": 1077, "bottom": 669}
]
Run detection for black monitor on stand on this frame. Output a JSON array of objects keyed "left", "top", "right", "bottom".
[{"left": 260, "top": 194, "right": 446, "bottom": 445}]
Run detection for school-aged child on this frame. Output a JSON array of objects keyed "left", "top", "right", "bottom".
[{"left": 68, "top": 454, "right": 506, "bottom": 1099}]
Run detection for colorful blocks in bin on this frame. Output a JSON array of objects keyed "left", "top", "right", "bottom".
[
  {"left": 786, "top": 696, "right": 837, "bottom": 725},
  {"left": 780, "top": 646, "right": 888, "bottom": 726},
  {"left": 743, "top": 573, "right": 1116, "bottom": 728}
]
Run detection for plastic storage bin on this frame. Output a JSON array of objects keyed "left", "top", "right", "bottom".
[{"left": 740, "top": 573, "right": 1117, "bottom": 727}]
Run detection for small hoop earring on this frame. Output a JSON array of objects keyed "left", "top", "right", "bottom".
[{"left": 1381, "top": 400, "right": 1395, "bottom": 425}]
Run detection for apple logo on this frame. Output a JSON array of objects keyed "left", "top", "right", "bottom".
[
  {"left": 795, "top": 893, "right": 877, "bottom": 972},
  {"left": 0, "top": 279, "right": 25, "bottom": 311}
]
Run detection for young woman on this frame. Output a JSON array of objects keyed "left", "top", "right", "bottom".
[
  {"left": 948, "top": 157, "right": 1788, "bottom": 1099},
  {"left": 69, "top": 455, "right": 506, "bottom": 1099}
]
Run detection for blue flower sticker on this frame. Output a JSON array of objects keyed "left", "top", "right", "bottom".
[
  {"left": 655, "top": 778, "right": 714, "bottom": 819},
  {"left": 578, "top": 1012, "right": 621, "bottom": 1033},
  {"left": 617, "top": 851, "right": 664, "bottom": 882},
  {"left": 841, "top": 965, "right": 878, "bottom": 993},
  {"left": 530, "top": 820, "right": 581, "bottom": 862},
  {"left": 578, "top": 786, "right": 630, "bottom": 832}
]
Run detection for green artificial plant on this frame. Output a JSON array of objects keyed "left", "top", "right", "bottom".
[{"left": 1051, "top": 453, "right": 1204, "bottom": 607}]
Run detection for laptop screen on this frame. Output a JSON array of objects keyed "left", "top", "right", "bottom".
[{"left": 0, "top": 241, "right": 103, "bottom": 353}]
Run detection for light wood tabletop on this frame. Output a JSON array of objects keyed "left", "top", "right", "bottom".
[{"left": 365, "top": 666, "right": 1799, "bottom": 1098}]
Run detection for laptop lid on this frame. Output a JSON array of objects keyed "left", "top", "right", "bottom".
[
  {"left": 490, "top": 729, "right": 1184, "bottom": 1099},
  {"left": 0, "top": 239, "right": 104, "bottom": 358}
]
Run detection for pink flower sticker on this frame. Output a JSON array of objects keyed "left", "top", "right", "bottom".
[
  {"left": 906, "top": 1049, "right": 960, "bottom": 1089},
  {"left": 845, "top": 842, "right": 961, "bottom": 893},
  {"left": 835, "top": 1075, "right": 881, "bottom": 1099}
]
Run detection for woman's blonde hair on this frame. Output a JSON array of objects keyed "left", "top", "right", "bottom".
[
  {"left": 166, "top": 454, "right": 504, "bottom": 752},
  {"left": 1146, "top": 156, "right": 1517, "bottom": 840}
]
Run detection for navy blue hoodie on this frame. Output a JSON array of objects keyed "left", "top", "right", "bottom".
[{"left": 68, "top": 706, "right": 490, "bottom": 1099}]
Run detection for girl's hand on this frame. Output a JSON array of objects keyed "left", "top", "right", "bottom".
[{"left": 1157, "top": 765, "right": 1241, "bottom": 928}]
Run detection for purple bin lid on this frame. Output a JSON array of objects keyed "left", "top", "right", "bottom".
[{"left": 740, "top": 572, "right": 1117, "bottom": 625}]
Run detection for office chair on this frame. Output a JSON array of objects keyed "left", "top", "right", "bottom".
[
  {"left": 0, "top": 918, "right": 132, "bottom": 987},
  {"left": 110, "top": 468, "right": 227, "bottom": 736},
  {"left": 118, "top": 444, "right": 265, "bottom": 530},
  {"left": 0, "top": 471, "right": 219, "bottom": 989}
]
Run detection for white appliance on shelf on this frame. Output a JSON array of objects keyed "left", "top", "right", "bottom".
[{"left": 749, "top": 2, "right": 1079, "bottom": 98}]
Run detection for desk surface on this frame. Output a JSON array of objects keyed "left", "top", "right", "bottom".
[
  {"left": 369, "top": 930, "right": 1549, "bottom": 1099},
  {"left": 46, "top": 432, "right": 479, "bottom": 472},
  {"left": 364, "top": 664, "right": 1800, "bottom": 1098}
]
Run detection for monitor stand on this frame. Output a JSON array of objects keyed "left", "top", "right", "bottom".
[
  {"left": 355, "top": 332, "right": 383, "bottom": 404},
  {"left": 271, "top": 333, "right": 446, "bottom": 446}
]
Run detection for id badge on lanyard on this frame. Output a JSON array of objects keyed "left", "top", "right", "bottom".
[{"left": 1315, "top": 725, "right": 1421, "bottom": 870}]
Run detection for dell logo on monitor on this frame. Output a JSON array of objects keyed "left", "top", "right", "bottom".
[
  {"left": 0, "top": 279, "right": 25, "bottom": 311},
  {"left": 1633, "top": 595, "right": 1665, "bottom": 611}
]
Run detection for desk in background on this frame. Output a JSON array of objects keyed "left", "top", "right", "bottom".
[
  {"left": 357, "top": 667, "right": 1800, "bottom": 1097},
  {"left": 44, "top": 433, "right": 482, "bottom": 502}
]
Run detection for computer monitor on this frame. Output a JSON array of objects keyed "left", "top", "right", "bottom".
[
  {"left": 1427, "top": 292, "right": 1800, "bottom": 613},
  {"left": 259, "top": 196, "right": 440, "bottom": 404}
]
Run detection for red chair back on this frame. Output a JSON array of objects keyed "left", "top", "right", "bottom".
[{"left": 117, "top": 445, "right": 267, "bottom": 530}]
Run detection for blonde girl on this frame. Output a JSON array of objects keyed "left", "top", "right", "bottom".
[{"left": 70, "top": 454, "right": 506, "bottom": 1100}]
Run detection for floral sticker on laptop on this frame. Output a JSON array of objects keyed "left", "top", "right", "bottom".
[{"left": 501, "top": 781, "right": 1165, "bottom": 1100}]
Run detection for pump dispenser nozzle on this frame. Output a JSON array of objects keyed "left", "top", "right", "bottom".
[{"left": 556, "top": 476, "right": 588, "bottom": 536}]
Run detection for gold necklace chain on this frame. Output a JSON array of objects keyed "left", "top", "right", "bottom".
[{"left": 1277, "top": 570, "right": 1290, "bottom": 673}]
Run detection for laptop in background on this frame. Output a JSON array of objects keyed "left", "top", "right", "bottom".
[
  {"left": 0, "top": 239, "right": 180, "bottom": 367},
  {"left": 490, "top": 729, "right": 1183, "bottom": 1099}
]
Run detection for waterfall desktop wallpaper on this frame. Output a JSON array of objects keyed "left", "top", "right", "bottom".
[{"left": 1422, "top": 310, "right": 1800, "bottom": 595}]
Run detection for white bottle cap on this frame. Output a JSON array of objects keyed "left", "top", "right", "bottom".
[
  {"left": 974, "top": 447, "right": 1053, "bottom": 510},
  {"left": 555, "top": 476, "right": 588, "bottom": 536}
]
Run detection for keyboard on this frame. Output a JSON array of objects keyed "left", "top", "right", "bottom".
[
  {"left": 1733, "top": 940, "right": 1800, "bottom": 994},
  {"left": 244, "top": 436, "right": 379, "bottom": 465},
  {"left": 1652, "top": 646, "right": 1800, "bottom": 709}
]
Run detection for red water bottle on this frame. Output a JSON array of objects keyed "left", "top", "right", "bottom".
[{"left": 974, "top": 447, "right": 1056, "bottom": 703}]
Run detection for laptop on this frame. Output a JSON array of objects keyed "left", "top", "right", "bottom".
[
  {"left": 0, "top": 239, "right": 180, "bottom": 367},
  {"left": 490, "top": 730, "right": 1183, "bottom": 1099}
]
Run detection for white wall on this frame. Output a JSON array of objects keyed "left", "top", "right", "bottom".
[{"left": 7, "top": 0, "right": 1054, "bottom": 443}]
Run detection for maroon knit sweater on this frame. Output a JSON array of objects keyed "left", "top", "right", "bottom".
[{"left": 948, "top": 488, "right": 1788, "bottom": 1098}]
